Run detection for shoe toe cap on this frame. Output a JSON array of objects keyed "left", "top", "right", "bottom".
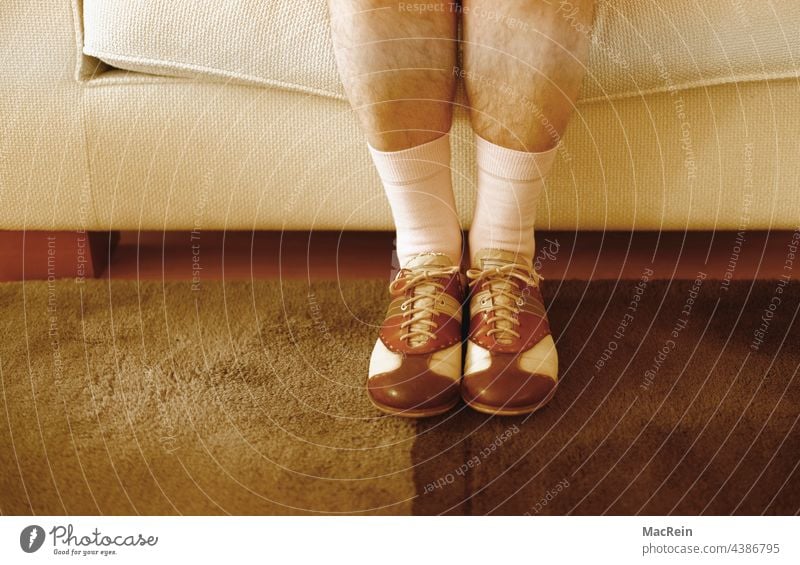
[
  {"left": 368, "top": 358, "right": 460, "bottom": 413},
  {"left": 462, "top": 363, "right": 556, "bottom": 411},
  {"left": 463, "top": 337, "right": 558, "bottom": 412}
]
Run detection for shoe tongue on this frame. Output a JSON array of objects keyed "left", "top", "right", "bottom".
[
  {"left": 404, "top": 252, "right": 455, "bottom": 270},
  {"left": 473, "top": 248, "right": 525, "bottom": 270}
]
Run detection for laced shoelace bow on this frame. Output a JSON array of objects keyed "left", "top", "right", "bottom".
[
  {"left": 389, "top": 265, "right": 461, "bottom": 347},
  {"left": 466, "top": 263, "right": 543, "bottom": 343}
]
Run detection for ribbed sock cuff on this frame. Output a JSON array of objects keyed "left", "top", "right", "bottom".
[
  {"left": 368, "top": 134, "right": 451, "bottom": 184},
  {"left": 475, "top": 134, "right": 559, "bottom": 182}
]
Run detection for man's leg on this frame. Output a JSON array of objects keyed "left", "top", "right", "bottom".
[
  {"left": 329, "top": 0, "right": 461, "bottom": 266},
  {"left": 460, "top": 0, "right": 594, "bottom": 416},
  {"left": 462, "top": 0, "right": 594, "bottom": 264},
  {"left": 330, "top": 1, "right": 464, "bottom": 418}
]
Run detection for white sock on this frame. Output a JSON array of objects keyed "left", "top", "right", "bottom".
[
  {"left": 469, "top": 135, "right": 559, "bottom": 267},
  {"left": 369, "top": 134, "right": 462, "bottom": 267}
]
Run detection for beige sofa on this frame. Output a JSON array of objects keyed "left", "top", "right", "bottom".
[{"left": 2, "top": 0, "right": 800, "bottom": 233}]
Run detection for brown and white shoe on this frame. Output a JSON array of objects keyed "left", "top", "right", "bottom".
[
  {"left": 367, "top": 253, "right": 466, "bottom": 418},
  {"left": 462, "top": 249, "right": 558, "bottom": 416}
]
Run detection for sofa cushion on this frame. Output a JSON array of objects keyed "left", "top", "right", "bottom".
[
  {"left": 83, "top": 0, "right": 800, "bottom": 101},
  {"left": 83, "top": 0, "right": 342, "bottom": 98},
  {"left": 80, "top": 73, "right": 800, "bottom": 232}
]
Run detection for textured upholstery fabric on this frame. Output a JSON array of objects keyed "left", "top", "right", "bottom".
[
  {"left": 83, "top": 72, "right": 800, "bottom": 231},
  {"left": 582, "top": 0, "right": 800, "bottom": 102},
  {"left": 0, "top": 1, "right": 94, "bottom": 230},
  {"left": 83, "top": 0, "right": 342, "bottom": 98},
  {"left": 82, "top": 0, "right": 800, "bottom": 102}
]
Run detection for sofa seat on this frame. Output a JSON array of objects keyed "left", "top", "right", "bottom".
[{"left": 83, "top": 0, "right": 800, "bottom": 103}]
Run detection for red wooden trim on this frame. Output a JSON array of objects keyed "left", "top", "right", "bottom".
[{"left": 0, "top": 231, "right": 120, "bottom": 282}]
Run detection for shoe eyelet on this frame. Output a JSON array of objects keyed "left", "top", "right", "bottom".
[
  {"left": 400, "top": 303, "right": 407, "bottom": 311},
  {"left": 516, "top": 297, "right": 525, "bottom": 306}
]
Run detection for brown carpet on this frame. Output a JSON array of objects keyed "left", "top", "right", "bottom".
[{"left": 0, "top": 276, "right": 798, "bottom": 515}]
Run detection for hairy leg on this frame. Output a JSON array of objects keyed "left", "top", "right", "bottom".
[
  {"left": 328, "top": 0, "right": 458, "bottom": 151},
  {"left": 462, "top": 0, "right": 594, "bottom": 152},
  {"left": 460, "top": 0, "right": 594, "bottom": 417},
  {"left": 463, "top": 0, "right": 594, "bottom": 265},
  {"left": 329, "top": 2, "right": 464, "bottom": 415}
]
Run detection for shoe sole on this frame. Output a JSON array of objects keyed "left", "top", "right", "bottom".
[
  {"left": 463, "top": 383, "right": 558, "bottom": 417},
  {"left": 368, "top": 396, "right": 460, "bottom": 419}
]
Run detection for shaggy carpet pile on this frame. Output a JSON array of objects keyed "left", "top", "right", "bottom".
[{"left": 1, "top": 277, "right": 798, "bottom": 515}]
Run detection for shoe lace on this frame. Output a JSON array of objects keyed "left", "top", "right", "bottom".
[
  {"left": 389, "top": 265, "right": 461, "bottom": 347},
  {"left": 466, "top": 263, "right": 542, "bottom": 344}
]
